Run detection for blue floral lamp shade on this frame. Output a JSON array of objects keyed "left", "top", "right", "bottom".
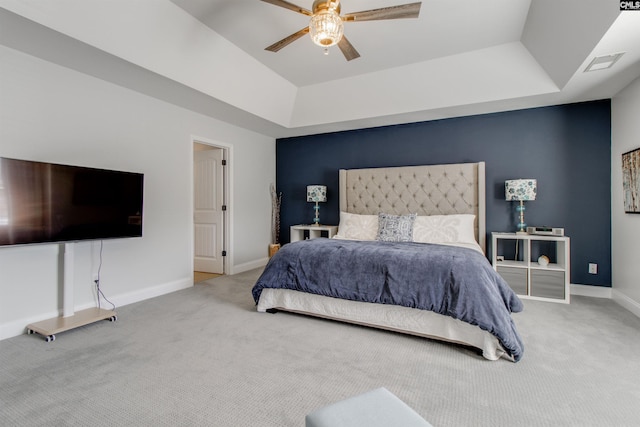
[
  {"left": 307, "top": 185, "right": 327, "bottom": 226},
  {"left": 505, "top": 179, "right": 537, "bottom": 234}
]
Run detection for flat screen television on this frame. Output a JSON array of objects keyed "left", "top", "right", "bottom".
[{"left": 0, "top": 157, "right": 143, "bottom": 247}]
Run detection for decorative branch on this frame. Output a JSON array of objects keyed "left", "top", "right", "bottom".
[{"left": 270, "top": 183, "right": 282, "bottom": 244}]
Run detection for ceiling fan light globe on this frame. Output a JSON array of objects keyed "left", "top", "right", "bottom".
[{"left": 309, "top": 10, "right": 344, "bottom": 48}]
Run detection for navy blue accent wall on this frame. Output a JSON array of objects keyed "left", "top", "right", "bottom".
[{"left": 276, "top": 100, "right": 611, "bottom": 287}]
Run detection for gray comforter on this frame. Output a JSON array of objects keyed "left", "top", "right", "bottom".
[{"left": 252, "top": 238, "right": 524, "bottom": 361}]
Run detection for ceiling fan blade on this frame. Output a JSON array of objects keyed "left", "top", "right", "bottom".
[
  {"left": 342, "top": 2, "right": 421, "bottom": 22},
  {"left": 338, "top": 36, "right": 360, "bottom": 61},
  {"left": 265, "top": 27, "right": 310, "bottom": 52},
  {"left": 260, "top": 0, "right": 312, "bottom": 16}
]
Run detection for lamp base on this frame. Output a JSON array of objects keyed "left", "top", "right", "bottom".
[
  {"left": 312, "top": 202, "right": 321, "bottom": 226},
  {"left": 515, "top": 200, "right": 527, "bottom": 234}
]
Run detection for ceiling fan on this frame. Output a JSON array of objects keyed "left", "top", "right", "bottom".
[{"left": 261, "top": 0, "right": 422, "bottom": 61}]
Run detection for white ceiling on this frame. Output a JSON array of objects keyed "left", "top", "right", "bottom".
[
  {"left": 170, "top": 0, "right": 530, "bottom": 87},
  {"left": 2, "top": 0, "right": 640, "bottom": 138}
]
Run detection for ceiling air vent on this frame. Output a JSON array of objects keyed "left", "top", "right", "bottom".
[{"left": 584, "top": 53, "right": 625, "bottom": 72}]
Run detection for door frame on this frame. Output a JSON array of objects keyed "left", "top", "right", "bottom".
[{"left": 191, "top": 135, "right": 233, "bottom": 275}]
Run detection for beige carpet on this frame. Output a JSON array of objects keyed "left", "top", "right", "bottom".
[{"left": 2, "top": 268, "right": 640, "bottom": 426}]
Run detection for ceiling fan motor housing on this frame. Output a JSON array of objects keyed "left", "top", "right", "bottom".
[{"left": 312, "top": 0, "right": 341, "bottom": 14}]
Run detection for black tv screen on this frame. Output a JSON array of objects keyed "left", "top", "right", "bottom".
[{"left": 0, "top": 157, "right": 143, "bottom": 246}]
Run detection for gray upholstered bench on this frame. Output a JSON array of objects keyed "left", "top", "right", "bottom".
[{"left": 305, "top": 387, "right": 433, "bottom": 427}]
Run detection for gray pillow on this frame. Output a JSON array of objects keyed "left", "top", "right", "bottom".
[{"left": 377, "top": 213, "right": 416, "bottom": 242}]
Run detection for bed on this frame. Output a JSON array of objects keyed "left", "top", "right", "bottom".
[{"left": 252, "top": 162, "right": 524, "bottom": 362}]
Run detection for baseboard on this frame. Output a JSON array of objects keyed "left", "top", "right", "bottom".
[
  {"left": 233, "top": 257, "right": 269, "bottom": 274},
  {"left": 570, "top": 283, "right": 612, "bottom": 298},
  {"left": 0, "top": 277, "right": 192, "bottom": 341},
  {"left": 0, "top": 310, "right": 63, "bottom": 341},
  {"left": 109, "top": 276, "right": 192, "bottom": 308},
  {"left": 612, "top": 289, "right": 640, "bottom": 318}
]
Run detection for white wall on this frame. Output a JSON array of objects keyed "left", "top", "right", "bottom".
[
  {"left": 611, "top": 75, "right": 640, "bottom": 316},
  {"left": 0, "top": 45, "right": 275, "bottom": 339},
  {"left": 0, "top": 0, "right": 297, "bottom": 127}
]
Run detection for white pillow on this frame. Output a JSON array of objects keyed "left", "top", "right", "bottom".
[
  {"left": 333, "top": 211, "right": 379, "bottom": 241},
  {"left": 413, "top": 214, "right": 477, "bottom": 245}
]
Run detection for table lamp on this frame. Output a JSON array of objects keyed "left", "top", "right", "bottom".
[
  {"left": 505, "top": 179, "right": 537, "bottom": 234},
  {"left": 306, "top": 185, "right": 327, "bottom": 226}
]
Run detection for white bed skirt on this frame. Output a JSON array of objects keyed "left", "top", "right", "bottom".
[{"left": 257, "top": 288, "right": 512, "bottom": 362}]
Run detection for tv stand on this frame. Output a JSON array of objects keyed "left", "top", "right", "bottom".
[
  {"left": 27, "top": 308, "right": 117, "bottom": 342},
  {"left": 26, "top": 242, "right": 117, "bottom": 342}
]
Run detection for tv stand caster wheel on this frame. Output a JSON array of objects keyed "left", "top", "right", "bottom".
[
  {"left": 45, "top": 335, "right": 56, "bottom": 342},
  {"left": 27, "top": 329, "right": 34, "bottom": 335},
  {"left": 109, "top": 315, "right": 117, "bottom": 322}
]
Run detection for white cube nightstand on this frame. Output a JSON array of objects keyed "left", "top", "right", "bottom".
[
  {"left": 290, "top": 224, "right": 338, "bottom": 242},
  {"left": 492, "top": 232, "right": 570, "bottom": 303}
]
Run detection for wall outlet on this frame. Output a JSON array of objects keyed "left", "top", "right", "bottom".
[{"left": 588, "top": 263, "right": 598, "bottom": 274}]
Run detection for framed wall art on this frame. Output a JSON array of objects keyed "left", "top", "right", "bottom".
[{"left": 622, "top": 147, "right": 640, "bottom": 213}]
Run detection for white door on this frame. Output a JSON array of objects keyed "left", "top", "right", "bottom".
[{"left": 194, "top": 148, "right": 224, "bottom": 274}]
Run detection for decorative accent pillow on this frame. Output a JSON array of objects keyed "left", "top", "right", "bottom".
[
  {"left": 413, "top": 214, "right": 477, "bottom": 245},
  {"left": 333, "top": 212, "right": 379, "bottom": 241},
  {"left": 376, "top": 213, "right": 416, "bottom": 242}
]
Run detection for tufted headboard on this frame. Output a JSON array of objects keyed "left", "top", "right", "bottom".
[{"left": 339, "top": 162, "right": 486, "bottom": 252}]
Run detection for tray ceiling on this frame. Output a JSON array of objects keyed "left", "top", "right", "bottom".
[{"left": 1, "top": 0, "right": 639, "bottom": 137}]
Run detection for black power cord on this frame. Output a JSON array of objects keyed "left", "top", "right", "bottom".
[{"left": 94, "top": 240, "right": 116, "bottom": 311}]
